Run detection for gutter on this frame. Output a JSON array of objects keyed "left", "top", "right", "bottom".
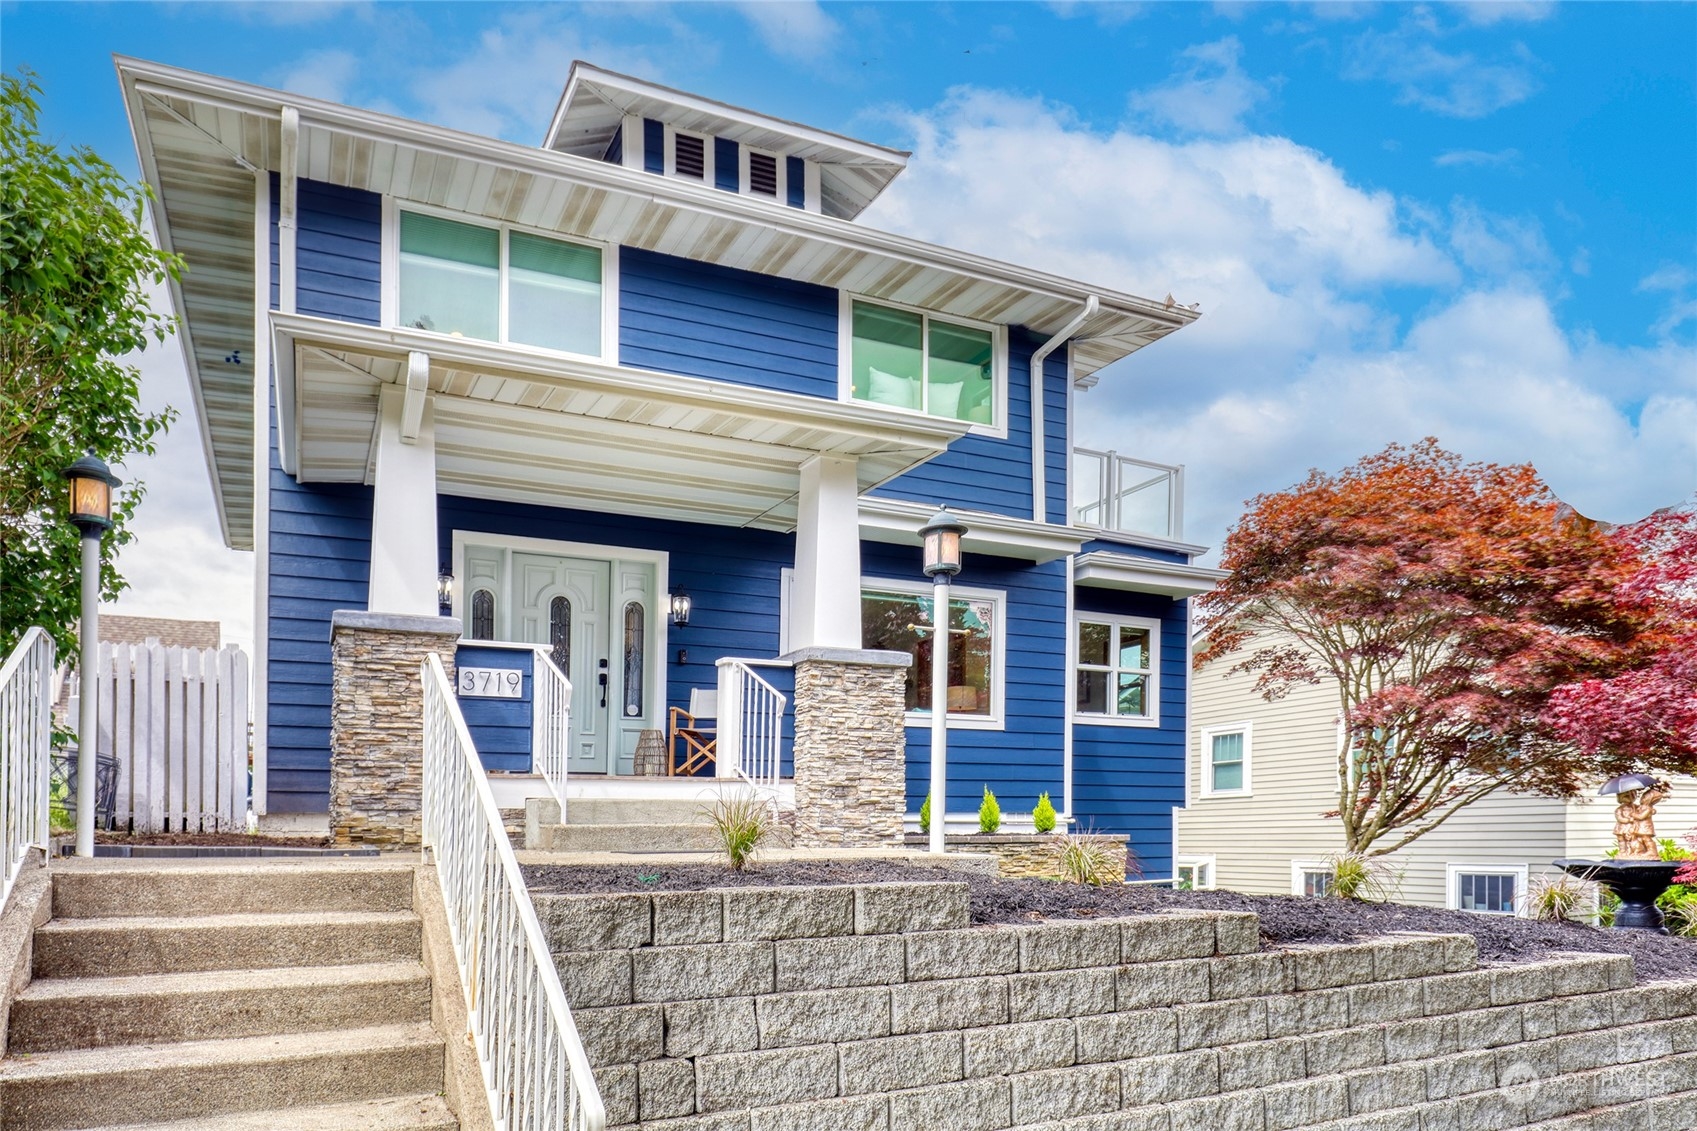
[{"left": 1030, "top": 296, "right": 1098, "bottom": 523}]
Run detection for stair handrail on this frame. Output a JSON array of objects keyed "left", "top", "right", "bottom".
[
  {"left": 714, "top": 657, "right": 788, "bottom": 803},
  {"left": 420, "top": 652, "right": 605, "bottom": 1131},
  {"left": 529, "top": 646, "right": 572, "bottom": 817},
  {"left": 0, "top": 627, "right": 54, "bottom": 912}
]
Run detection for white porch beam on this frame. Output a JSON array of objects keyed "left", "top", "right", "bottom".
[
  {"left": 368, "top": 385, "right": 439, "bottom": 616},
  {"left": 277, "top": 105, "right": 299, "bottom": 316},
  {"left": 400, "top": 350, "right": 429, "bottom": 443},
  {"left": 791, "top": 454, "right": 861, "bottom": 651}
]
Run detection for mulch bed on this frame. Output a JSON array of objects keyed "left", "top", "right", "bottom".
[
  {"left": 522, "top": 860, "right": 1697, "bottom": 983},
  {"left": 93, "top": 831, "right": 331, "bottom": 847}
]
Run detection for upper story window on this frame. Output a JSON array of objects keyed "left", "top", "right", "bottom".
[
  {"left": 1201, "top": 723, "right": 1251, "bottom": 796},
  {"left": 396, "top": 210, "right": 606, "bottom": 359},
  {"left": 845, "top": 297, "right": 1002, "bottom": 431},
  {"left": 1073, "top": 613, "right": 1159, "bottom": 726}
]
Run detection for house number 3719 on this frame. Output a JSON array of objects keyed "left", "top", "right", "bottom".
[{"left": 458, "top": 668, "right": 523, "bottom": 699}]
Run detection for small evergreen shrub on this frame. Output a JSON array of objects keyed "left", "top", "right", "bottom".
[
  {"left": 1032, "top": 792, "right": 1057, "bottom": 834},
  {"left": 978, "top": 786, "right": 1001, "bottom": 834},
  {"left": 919, "top": 792, "right": 931, "bottom": 835},
  {"left": 1527, "top": 874, "right": 1595, "bottom": 922},
  {"left": 702, "top": 791, "right": 771, "bottom": 871}
]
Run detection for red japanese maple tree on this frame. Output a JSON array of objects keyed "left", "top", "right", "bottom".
[{"left": 1197, "top": 439, "right": 1648, "bottom": 856}]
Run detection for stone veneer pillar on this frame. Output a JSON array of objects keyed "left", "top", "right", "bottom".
[
  {"left": 329, "top": 610, "right": 461, "bottom": 848},
  {"left": 782, "top": 646, "right": 911, "bottom": 848}
]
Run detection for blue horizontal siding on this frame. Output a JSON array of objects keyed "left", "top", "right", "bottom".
[
  {"left": 1078, "top": 539, "right": 1193, "bottom": 565},
  {"left": 1045, "top": 352, "right": 1068, "bottom": 525},
  {"left": 715, "top": 137, "right": 738, "bottom": 192},
  {"left": 455, "top": 645, "right": 535, "bottom": 773},
  {"left": 643, "top": 119, "right": 663, "bottom": 175},
  {"left": 786, "top": 156, "right": 805, "bottom": 209},
  {"left": 619, "top": 248, "right": 839, "bottom": 398}
]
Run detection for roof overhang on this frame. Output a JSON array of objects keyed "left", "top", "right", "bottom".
[
  {"left": 272, "top": 314, "right": 968, "bottom": 531},
  {"left": 858, "top": 498, "right": 1085, "bottom": 564},
  {"left": 1073, "top": 550, "right": 1228, "bottom": 599}
]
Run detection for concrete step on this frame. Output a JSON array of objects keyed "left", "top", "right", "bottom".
[
  {"left": 32, "top": 911, "right": 422, "bottom": 979},
  {"left": 10, "top": 961, "right": 432, "bottom": 1053},
  {"left": 51, "top": 862, "right": 416, "bottom": 920},
  {"left": 563, "top": 797, "right": 720, "bottom": 826},
  {"left": 80, "top": 1095, "right": 457, "bottom": 1131},
  {"left": 533, "top": 821, "right": 793, "bottom": 853},
  {"left": 0, "top": 1023, "right": 445, "bottom": 1131}
]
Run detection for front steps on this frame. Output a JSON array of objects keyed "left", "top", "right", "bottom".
[
  {"left": 0, "top": 861, "right": 457, "bottom": 1131},
  {"left": 526, "top": 794, "right": 795, "bottom": 854}
]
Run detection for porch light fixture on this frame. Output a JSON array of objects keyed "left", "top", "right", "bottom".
[
  {"left": 437, "top": 567, "right": 454, "bottom": 616},
  {"left": 64, "top": 453, "right": 121, "bottom": 859},
  {"left": 669, "top": 590, "right": 692, "bottom": 626},
  {"left": 918, "top": 507, "right": 968, "bottom": 854}
]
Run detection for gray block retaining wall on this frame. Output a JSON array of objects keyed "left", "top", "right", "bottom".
[{"left": 536, "top": 882, "right": 1697, "bottom": 1131}]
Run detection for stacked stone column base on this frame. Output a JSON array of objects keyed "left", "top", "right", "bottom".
[{"left": 783, "top": 647, "right": 911, "bottom": 848}]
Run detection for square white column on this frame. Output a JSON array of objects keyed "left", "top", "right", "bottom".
[
  {"left": 368, "top": 384, "right": 440, "bottom": 617},
  {"left": 791, "top": 454, "right": 861, "bottom": 651}
]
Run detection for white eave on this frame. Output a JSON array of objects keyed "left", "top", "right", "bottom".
[
  {"left": 1073, "top": 551, "right": 1228, "bottom": 599},
  {"left": 858, "top": 498, "right": 1086, "bottom": 563}
]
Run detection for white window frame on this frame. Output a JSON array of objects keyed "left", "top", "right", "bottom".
[
  {"left": 664, "top": 125, "right": 716, "bottom": 185},
  {"left": 1175, "top": 855, "right": 1216, "bottom": 891},
  {"left": 738, "top": 145, "right": 788, "bottom": 202},
  {"left": 1446, "top": 863, "right": 1529, "bottom": 918},
  {"left": 861, "top": 575, "right": 1007, "bottom": 731},
  {"left": 839, "top": 292, "right": 1009, "bottom": 439},
  {"left": 1292, "top": 860, "right": 1332, "bottom": 898},
  {"left": 1070, "top": 612, "right": 1161, "bottom": 728},
  {"left": 380, "top": 198, "right": 619, "bottom": 365},
  {"left": 1199, "top": 722, "right": 1252, "bottom": 797}
]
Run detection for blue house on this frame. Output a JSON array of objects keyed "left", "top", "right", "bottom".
[{"left": 119, "top": 59, "right": 1224, "bottom": 876}]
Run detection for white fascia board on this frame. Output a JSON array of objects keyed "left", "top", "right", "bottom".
[
  {"left": 114, "top": 58, "right": 1196, "bottom": 341},
  {"left": 269, "top": 321, "right": 300, "bottom": 477},
  {"left": 1073, "top": 551, "right": 1229, "bottom": 598},
  {"left": 1080, "top": 530, "right": 1212, "bottom": 558},
  {"left": 858, "top": 498, "right": 1085, "bottom": 563}
]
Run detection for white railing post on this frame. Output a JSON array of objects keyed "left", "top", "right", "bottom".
[
  {"left": 714, "top": 659, "right": 787, "bottom": 797},
  {"left": 530, "top": 648, "right": 573, "bottom": 816},
  {"left": 1, "top": 628, "right": 54, "bottom": 910}
]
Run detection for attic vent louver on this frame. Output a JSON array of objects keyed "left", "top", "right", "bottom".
[
  {"left": 675, "top": 133, "right": 705, "bottom": 180},
  {"left": 749, "top": 152, "right": 778, "bottom": 197}
]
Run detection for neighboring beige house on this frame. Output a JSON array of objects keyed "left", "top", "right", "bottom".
[{"left": 1175, "top": 637, "right": 1697, "bottom": 915}]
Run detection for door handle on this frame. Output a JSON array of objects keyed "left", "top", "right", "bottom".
[{"left": 598, "top": 659, "right": 609, "bottom": 709}]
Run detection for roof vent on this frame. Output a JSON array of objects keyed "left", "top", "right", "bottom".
[
  {"left": 749, "top": 152, "right": 778, "bottom": 197},
  {"left": 675, "top": 133, "right": 705, "bottom": 180}
]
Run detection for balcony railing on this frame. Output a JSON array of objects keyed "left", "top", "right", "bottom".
[{"left": 1073, "top": 448, "right": 1184, "bottom": 541}]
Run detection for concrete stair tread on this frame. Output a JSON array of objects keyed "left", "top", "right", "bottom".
[
  {"left": 0, "top": 1022, "right": 443, "bottom": 1084},
  {"left": 35, "top": 909, "right": 419, "bottom": 935},
  {"left": 78, "top": 1094, "right": 456, "bottom": 1131},
  {"left": 18, "top": 960, "right": 428, "bottom": 1002}
]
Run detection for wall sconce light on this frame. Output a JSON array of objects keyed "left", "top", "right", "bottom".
[
  {"left": 437, "top": 567, "right": 454, "bottom": 616},
  {"left": 669, "top": 590, "right": 692, "bottom": 626}
]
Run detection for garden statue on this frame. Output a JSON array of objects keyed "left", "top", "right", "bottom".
[
  {"left": 1556, "top": 773, "right": 1682, "bottom": 932},
  {"left": 1608, "top": 774, "right": 1671, "bottom": 859}
]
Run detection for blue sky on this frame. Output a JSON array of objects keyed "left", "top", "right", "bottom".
[{"left": 4, "top": 1, "right": 1694, "bottom": 645}]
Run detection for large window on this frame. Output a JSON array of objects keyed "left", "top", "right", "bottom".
[
  {"left": 861, "top": 581, "right": 1003, "bottom": 726},
  {"left": 1073, "top": 614, "right": 1159, "bottom": 725},
  {"left": 1200, "top": 723, "right": 1251, "bottom": 796},
  {"left": 397, "top": 210, "right": 604, "bottom": 358},
  {"left": 1447, "top": 864, "right": 1527, "bottom": 917},
  {"left": 847, "top": 298, "right": 998, "bottom": 427}
]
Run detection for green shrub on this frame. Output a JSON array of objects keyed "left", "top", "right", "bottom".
[
  {"left": 1527, "top": 873, "right": 1595, "bottom": 922},
  {"left": 978, "top": 786, "right": 1001, "bottom": 834},
  {"left": 919, "top": 792, "right": 931, "bottom": 835},
  {"left": 1324, "top": 851, "right": 1398, "bottom": 902},
  {"left": 702, "top": 791, "right": 771, "bottom": 871},
  {"left": 1057, "top": 833, "right": 1118, "bottom": 885},
  {"left": 1032, "top": 792, "right": 1057, "bottom": 834}
]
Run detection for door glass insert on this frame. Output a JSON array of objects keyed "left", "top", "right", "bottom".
[
  {"left": 469, "top": 589, "right": 495, "bottom": 640},
  {"left": 622, "top": 602, "right": 645, "bottom": 717},
  {"left": 549, "top": 596, "right": 571, "bottom": 674}
]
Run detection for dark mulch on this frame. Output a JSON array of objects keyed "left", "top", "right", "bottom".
[
  {"left": 522, "top": 860, "right": 1697, "bottom": 983},
  {"left": 94, "top": 831, "right": 331, "bottom": 847}
]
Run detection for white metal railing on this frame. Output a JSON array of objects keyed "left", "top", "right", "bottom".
[
  {"left": 1, "top": 628, "right": 53, "bottom": 910},
  {"left": 714, "top": 658, "right": 789, "bottom": 798},
  {"left": 421, "top": 652, "right": 605, "bottom": 1131},
  {"left": 1073, "top": 447, "right": 1184, "bottom": 541},
  {"left": 530, "top": 648, "right": 572, "bottom": 816}
]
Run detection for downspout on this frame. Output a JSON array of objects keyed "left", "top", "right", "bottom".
[{"left": 1030, "top": 295, "right": 1098, "bottom": 523}]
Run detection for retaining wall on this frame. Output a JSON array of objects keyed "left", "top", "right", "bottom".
[{"left": 536, "top": 881, "right": 1697, "bottom": 1131}]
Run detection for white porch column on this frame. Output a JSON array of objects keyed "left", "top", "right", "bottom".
[
  {"left": 791, "top": 454, "right": 861, "bottom": 651},
  {"left": 368, "top": 377, "right": 439, "bottom": 616}
]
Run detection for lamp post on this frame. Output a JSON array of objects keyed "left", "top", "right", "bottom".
[
  {"left": 65, "top": 453, "right": 121, "bottom": 859},
  {"left": 919, "top": 507, "right": 966, "bottom": 855}
]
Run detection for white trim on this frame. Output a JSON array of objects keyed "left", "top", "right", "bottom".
[
  {"left": 1070, "top": 611, "right": 1161, "bottom": 728},
  {"left": 1291, "top": 860, "right": 1332, "bottom": 897},
  {"left": 664, "top": 125, "right": 715, "bottom": 187},
  {"left": 803, "top": 160, "right": 822, "bottom": 213},
  {"left": 738, "top": 144, "right": 787, "bottom": 204},
  {"left": 838, "top": 291, "right": 1010, "bottom": 440},
  {"left": 1028, "top": 296, "right": 1097, "bottom": 523},
  {"left": 1446, "top": 863, "right": 1529, "bottom": 917},
  {"left": 1175, "top": 855, "right": 1216, "bottom": 891},
  {"left": 1199, "top": 721, "right": 1252, "bottom": 798},
  {"left": 250, "top": 170, "right": 271, "bottom": 815},
  {"left": 1073, "top": 551, "right": 1227, "bottom": 599},
  {"left": 1061, "top": 552, "right": 1076, "bottom": 825},
  {"left": 861, "top": 575, "right": 1008, "bottom": 731},
  {"left": 382, "top": 199, "right": 620, "bottom": 366},
  {"left": 619, "top": 114, "right": 643, "bottom": 169},
  {"left": 278, "top": 105, "right": 298, "bottom": 316},
  {"left": 858, "top": 497, "right": 1083, "bottom": 563}
]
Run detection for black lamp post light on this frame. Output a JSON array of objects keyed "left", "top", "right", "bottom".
[
  {"left": 64, "top": 453, "right": 121, "bottom": 859},
  {"left": 919, "top": 506, "right": 967, "bottom": 855}
]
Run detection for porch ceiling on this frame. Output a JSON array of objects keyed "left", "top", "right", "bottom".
[{"left": 275, "top": 314, "right": 968, "bottom": 532}]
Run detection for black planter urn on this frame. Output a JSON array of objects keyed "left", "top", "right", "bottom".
[{"left": 1554, "top": 858, "right": 1685, "bottom": 933}]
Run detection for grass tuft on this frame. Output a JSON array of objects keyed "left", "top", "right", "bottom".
[{"left": 702, "top": 791, "right": 772, "bottom": 872}]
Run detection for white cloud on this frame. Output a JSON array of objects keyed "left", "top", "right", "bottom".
[
  {"left": 276, "top": 49, "right": 360, "bottom": 103},
  {"left": 1452, "top": 1, "right": 1556, "bottom": 26},
  {"left": 1344, "top": 22, "right": 1541, "bottom": 118},
  {"left": 1433, "top": 147, "right": 1521, "bottom": 169},
  {"left": 732, "top": 1, "right": 840, "bottom": 61},
  {"left": 1129, "top": 36, "right": 1270, "bottom": 136},
  {"left": 1638, "top": 265, "right": 1697, "bottom": 341}
]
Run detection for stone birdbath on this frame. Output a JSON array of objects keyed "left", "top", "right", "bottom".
[{"left": 1555, "top": 773, "right": 1683, "bottom": 934}]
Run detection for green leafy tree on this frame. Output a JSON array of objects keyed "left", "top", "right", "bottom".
[{"left": 1, "top": 71, "right": 179, "bottom": 658}]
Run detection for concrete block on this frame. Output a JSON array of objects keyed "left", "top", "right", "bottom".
[
  {"left": 1441, "top": 934, "right": 1479, "bottom": 972},
  {"left": 906, "top": 929, "right": 1020, "bottom": 982},
  {"left": 1264, "top": 988, "right": 1350, "bottom": 1038},
  {"left": 1175, "top": 999, "right": 1268, "bottom": 1051},
  {"left": 1016, "top": 920, "right": 1121, "bottom": 972},
  {"left": 838, "top": 1031, "right": 964, "bottom": 1095},
  {"left": 1209, "top": 953, "right": 1293, "bottom": 1000},
  {"left": 889, "top": 976, "right": 1008, "bottom": 1035},
  {"left": 664, "top": 997, "right": 760, "bottom": 1058},
  {"left": 1347, "top": 1062, "right": 1424, "bottom": 1113},
  {"left": 1120, "top": 1050, "right": 1220, "bottom": 1106},
  {"left": 1547, "top": 994, "right": 1613, "bottom": 1037},
  {"left": 1424, "top": 1049, "right": 1498, "bottom": 1099},
  {"left": 1058, "top": 1110, "right": 1170, "bottom": 1131},
  {"left": 1347, "top": 979, "right": 1425, "bottom": 1024},
  {"left": 1448, "top": 1089, "right": 1527, "bottom": 1130},
  {"left": 1368, "top": 935, "right": 1449, "bottom": 981},
  {"left": 634, "top": 941, "right": 774, "bottom": 1002},
  {"left": 1288, "top": 943, "right": 1376, "bottom": 991},
  {"left": 639, "top": 1058, "right": 698, "bottom": 1121},
  {"left": 1218, "top": 1035, "right": 1306, "bottom": 1090},
  {"left": 1424, "top": 971, "right": 1494, "bottom": 1016},
  {"left": 595, "top": 1064, "right": 638, "bottom": 1127},
  {"left": 1553, "top": 1030, "right": 1625, "bottom": 1074},
  {"left": 1551, "top": 955, "right": 1622, "bottom": 997},
  {"left": 1122, "top": 914, "right": 1215, "bottom": 963},
  {"left": 535, "top": 893, "right": 651, "bottom": 952},
  {"left": 1605, "top": 954, "right": 1636, "bottom": 989},
  {"left": 1074, "top": 1008, "right": 1179, "bottom": 1063},
  {"left": 695, "top": 1045, "right": 839, "bottom": 1113},
  {"left": 558, "top": 950, "right": 634, "bottom": 1008},
  {"left": 774, "top": 935, "right": 904, "bottom": 991},
  {"left": 1489, "top": 963, "right": 1557, "bottom": 1006},
  {"left": 963, "top": 1018, "right": 1076, "bottom": 1077},
  {"left": 1114, "top": 960, "right": 1211, "bottom": 1011},
  {"left": 1524, "top": 1070, "right": 1596, "bottom": 1124},
  {"left": 1165, "top": 1091, "right": 1267, "bottom": 1131},
  {"left": 1454, "top": 1004, "right": 1524, "bottom": 1049},
  {"left": 854, "top": 883, "right": 969, "bottom": 935},
  {"left": 1007, "top": 968, "right": 1116, "bottom": 1022},
  {"left": 1610, "top": 985, "right": 1683, "bottom": 1025},
  {"left": 1008, "top": 1063, "right": 1121, "bottom": 1123},
  {"left": 886, "top": 1078, "right": 1011, "bottom": 1131},
  {"left": 1212, "top": 912, "right": 1261, "bottom": 955},
  {"left": 1521, "top": 1000, "right": 1559, "bottom": 1041},
  {"left": 653, "top": 891, "right": 724, "bottom": 946},
  {"left": 749, "top": 1095, "right": 887, "bottom": 1131},
  {"left": 723, "top": 887, "right": 854, "bottom": 942},
  {"left": 1262, "top": 1076, "right": 1348, "bottom": 1131},
  {"left": 607, "top": 1115, "right": 749, "bottom": 1131},
  {"left": 1660, "top": 1015, "right": 1697, "bottom": 1054},
  {"left": 756, "top": 986, "right": 891, "bottom": 1048},
  {"left": 1302, "top": 1026, "right": 1384, "bottom": 1076},
  {"left": 574, "top": 1004, "right": 664, "bottom": 1065},
  {"left": 1382, "top": 1016, "right": 1454, "bottom": 1061}
]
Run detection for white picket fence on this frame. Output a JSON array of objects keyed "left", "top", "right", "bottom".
[{"left": 78, "top": 641, "right": 251, "bottom": 832}]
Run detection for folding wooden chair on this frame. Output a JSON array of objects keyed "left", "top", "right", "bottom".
[{"left": 668, "top": 688, "right": 718, "bottom": 776}]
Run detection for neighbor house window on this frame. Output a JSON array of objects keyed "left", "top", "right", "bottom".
[
  {"left": 1200, "top": 724, "right": 1251, "bottom": 796},
  {"left": 1073, "top": 614, "right": 1159, "bottom": 724},
  {"left": 1175, "top": 857, "right": 1215, "bottom": 891},
  {"left": 861, "top": 580, "right": 1003, "bottom": 725},
  {"left": 1447, "top": 865, "right": 1527, "bottom": 916},
  {"left": 848, "top": 298, "right": 998, "bottom": 427},
  {"left": 398, "top": 210, "right": 604, "bottom": 358}
]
